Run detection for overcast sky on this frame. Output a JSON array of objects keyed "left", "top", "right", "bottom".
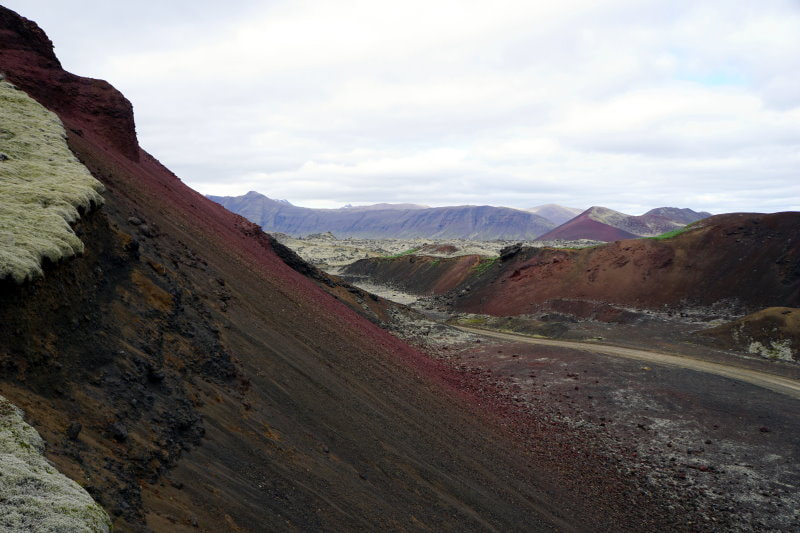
[{"left": 5, "top": 0, "right": 800, "bottom": 213}]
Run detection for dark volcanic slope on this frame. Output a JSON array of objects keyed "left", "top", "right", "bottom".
[
  {"left": 0, "top": 7, "right": 681, "bottom": 533},
  {"left": 537, "top": 205, "right": 710, "bottom": 242},
  {"left": 347, "top": 212, "right": 800, "bottom": 316},
  {"left": 210, "top": 191, "right": 554, "bottom": 239}
]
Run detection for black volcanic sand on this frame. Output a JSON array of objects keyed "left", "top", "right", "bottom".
[{"left": 422, "top": 333, "right": 800, "bottom": 532}]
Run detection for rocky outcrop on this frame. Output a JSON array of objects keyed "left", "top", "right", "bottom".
[{"left": 0, "top": 7, "right": 139, "bottom": 161}]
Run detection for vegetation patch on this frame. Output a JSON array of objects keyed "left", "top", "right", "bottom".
[
  {"left": 384, "top": 247, "right": 421, "bottom": 259},
  {"left": 647, "top": 220, "right": 702, "bottom": 241},
  {"left": 0, "top": 395, "right": 112, "bottom": 532},
  {"left": 747, "top": 339, "right": 794, "bottom": 362},
  {"left": 0, "top": 81, "right": 105, "bottom": 283},
  {"left": 471, "top": 256, "right": 498, "bottom": 275},
  {"left": 450, "top": 315, "right": 488, "bottom": 327}
]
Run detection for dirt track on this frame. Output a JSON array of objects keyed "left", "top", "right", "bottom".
[{"left": 455, "top": 326, "right": 800, "bottom": 399}]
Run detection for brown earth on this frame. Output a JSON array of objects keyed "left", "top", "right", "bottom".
[
  {"left": 345, "top": 254, "right": 486, "bottom": 295},
  {"left": 696, "top": 307, "right": 800, "bottom": 362},
  {"left": 0, "top": 7, "right": 710, "bottom": 532},
  {"left": 345, "top": 213, "right": 800, "bottom": 318}
]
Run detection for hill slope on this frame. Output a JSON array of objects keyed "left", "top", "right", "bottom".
[
  {"left": 536, "top": 205, "right": 710, "bottom": 241},
  {"left": 210, "top": 191, "right": 555, "bottom": 239},
  {"left": 345, "top": 212, "right": 800, "bottom": 317}
]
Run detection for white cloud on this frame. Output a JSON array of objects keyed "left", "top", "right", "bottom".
[{"left": 3, "top": 0, "right": 799, "bottom": 214}]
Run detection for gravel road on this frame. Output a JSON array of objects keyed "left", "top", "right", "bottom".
[{"left": 455, "top": 326, "right": 800, "bottom": 399}]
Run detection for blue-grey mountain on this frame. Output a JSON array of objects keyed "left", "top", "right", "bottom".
[{"left": 209, "top": 191, "right": 556, "bottom": 239}]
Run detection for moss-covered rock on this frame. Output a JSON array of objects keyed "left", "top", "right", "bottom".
[
  {"left": 0, "top": 395, "right": 111, "bottom": 532},
  {"left": 0, "top": 80, "right": 104, "bottom": 283},
  {"left": 696, "top": 307, "right": 800, "bottom": 362}
]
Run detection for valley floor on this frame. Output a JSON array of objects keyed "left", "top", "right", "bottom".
[{"left": 340, "top": 271, "right": 800, "bottom": 532}]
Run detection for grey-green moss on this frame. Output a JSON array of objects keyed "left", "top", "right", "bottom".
[
  {"left": 0, "top": 395, "right": 112, "bottom": 532},
  {"left": 0, "top": 80, "right": 104, "bottom": 283}
]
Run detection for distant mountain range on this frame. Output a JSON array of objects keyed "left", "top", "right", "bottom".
[
  {"left": 208, "top": 191, "right": 555, "bottom": 240},
  {"left": 210, "top": 191, "right": 711, "bottom": 241},
  {"left": 525, "top": 204, "right": 584, "bottom": 226}
]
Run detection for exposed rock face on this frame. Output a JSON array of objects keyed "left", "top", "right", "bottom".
[
  {"left": 346, "top": 212, "right": 800, "bottom": 317},
  {"left": 0, "top": 395, "right": 111, "bottom": 532},
  {"left": 209, "top": 191, "right": 555, "bottom": 239},
  {"left": 536, "top": 205, "right": 710, "bottom": 242},
  {"left": 0, "top": 8, "right": 139, "bottom": 160}
]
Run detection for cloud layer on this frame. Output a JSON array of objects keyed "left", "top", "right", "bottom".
[{"left": 7, "top": 0, "right": 800, "bottom": 213}]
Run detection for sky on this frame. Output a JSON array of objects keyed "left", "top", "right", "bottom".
[{"left": 4, "top": 0, "right": 800, "bottom": 214}]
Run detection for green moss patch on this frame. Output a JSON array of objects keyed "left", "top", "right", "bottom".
[
  {"left": 0, "top": 81, "right": 104, "bottom": 283},
  {"left": 384, "top": 247, "right": 421, "bottom": 259},
  {"left": 471, "top": 256, "right": 498, "bottom": 275},
  {"left": 0, "top": 395, "right": 112, "bottom": 532},
  {"left": 647, "top": 220, "right": 703, "bottom": 241}
]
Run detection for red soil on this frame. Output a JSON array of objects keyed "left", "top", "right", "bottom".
[
  {"left": 536, "top": 212, "right": 638, "bottom": 242},
  {"left": 350, "top": 213, "right": 800, "bottom": 318},
  {"left": 463, "top": 213, "right": 800, "bottom": 316}
]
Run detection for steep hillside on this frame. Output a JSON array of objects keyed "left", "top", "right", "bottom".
[
  {"left": 210, "top": 191, "right": 555, "bottom": 239},
  {"left": 0, "top": 6, "right": 688, "bottom": 532},
  {"left": 345, "top": 212, "right": 800, "bottom": 317},
  {"left": 536, "top": 205, "right": 710, "bottom": 242}
]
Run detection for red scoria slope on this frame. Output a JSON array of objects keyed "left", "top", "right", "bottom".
[
  {"left": 536, "top": 206, "right": 709, "bottom": 242},
  {"left": 346, "top": 212, "right": 800, "bottom": 318},
  {"left": 535, "top": 210, "right": 639, "bottom": 242},
  {"left": 460, "top": 212, "right": 800, "bottom": 316},
  {"left": 0, "top": 7, "right": 696, "bottom": 533}
]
